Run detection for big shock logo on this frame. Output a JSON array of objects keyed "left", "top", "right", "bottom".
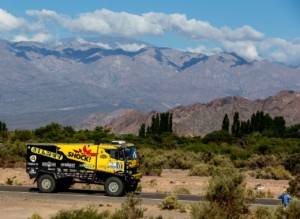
[{"left": 67, "top": 145, "right": 97, "bottom": 162}]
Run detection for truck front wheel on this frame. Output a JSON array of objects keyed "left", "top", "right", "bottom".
[
  {"left": 105, "top": 177, "right": 124, "bottom": 196},
  {"left": 37, "top": 174, "right": 57, "bottom": 193}
]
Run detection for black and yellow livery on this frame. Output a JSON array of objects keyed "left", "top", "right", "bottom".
[{"left": 26, "top": 141, "right": 142, "bottom": 196}]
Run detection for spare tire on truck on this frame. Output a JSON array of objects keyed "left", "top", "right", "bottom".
[
  {"left": 104, "top": 176, "right": 124, "bottom": 197},
  {"left": 37, "top": 174, "right": 57, "bottom": 193}
]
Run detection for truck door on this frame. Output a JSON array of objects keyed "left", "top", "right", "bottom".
[{"left": 97, "top": 148, "right": 125, "bottom": 173}]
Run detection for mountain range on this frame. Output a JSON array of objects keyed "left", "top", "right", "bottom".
[
  {"left": 78, "top": 90, "right": 300, "bottom": 136},
  {"left": 0, "top": 37, "right": 300, "bottom": 130}
]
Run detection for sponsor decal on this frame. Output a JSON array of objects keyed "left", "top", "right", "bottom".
[
  {"left": 86, "top": 170, "right": 95, "bottom": 173},
  {"left": 67, "top": 145, "right": 97, "bottom": 162},
  {"left": 27, "top": 162, "right": 38, "bottom": 166},
  {"left": 61, "top": 163, "right": 76, "bottom": 168},
  {"left": 68, "top": 152, "right": 92, "bottom": 162},
  {"left": 30, "top": 155, "right": 37, "bottom": 162},
  {"left": 79, "top": 164, "right": 94, "bottom": 168},
  {"left": 63, "top": 169, "right": 69, "bottom": 172},
  {"left": 31, "top": 147, "right": 63, "bottom": 160},
  {"left": 109, "top": 162, "right": 123, "bottom": 170},
  {"left": 73, "top": 145, "right": 97, "bottom": 156},
  {"left": 48, "top": 168, "right": 55, "bottom": 171},
  {"left": 69, "top": 169, "right": 77, "bottom": 173},
  {"left": 100, "top": 154, "right": 107, "bottom": 159},
  {"left": 29, "top": 168, "right": 36, "bottom": 174},
  {"left": 42, "top": 162, "right": 56, "bottom": 168}
]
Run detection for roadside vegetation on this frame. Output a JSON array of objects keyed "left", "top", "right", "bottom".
[
  {"left": 2, "top": 110, "right": 300, "bottom": 188},
  {"left": 27, "top": 169, "right": 300, "bottom": 219}
]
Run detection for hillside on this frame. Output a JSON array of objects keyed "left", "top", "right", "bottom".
[
  {"left": 80, "top": 90, "right": 300, "bottom": 136},
  {"left": 0, "top": 38, "right": 300, "bottom": 129}
]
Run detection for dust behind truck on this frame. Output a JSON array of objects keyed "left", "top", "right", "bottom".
[{"left": 26, "top": 141, "right": 142, "bottom": 196}]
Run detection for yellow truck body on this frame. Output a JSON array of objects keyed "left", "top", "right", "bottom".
[{"left": 26, "top": 142, "right": 141, "bottom": 196}]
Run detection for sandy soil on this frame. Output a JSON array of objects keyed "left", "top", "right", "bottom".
[{"left": 0, "top": 168, "right": 289, "bottom": 219}]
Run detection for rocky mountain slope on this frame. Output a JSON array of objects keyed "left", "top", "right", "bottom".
[
  {"left": 80, "top": 90, "right": 300, "bottom": 136},
  {"left": 0, "top": 37, "right": 300, "bottom": 130}
]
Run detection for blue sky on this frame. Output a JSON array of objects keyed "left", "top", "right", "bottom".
[{"left": 0, "top": 0, "right": 300, "bottom": 65}]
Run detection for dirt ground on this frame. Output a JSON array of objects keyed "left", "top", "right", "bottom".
[{"left": 0, "top": 168, "right": 289, "bottom": 219}]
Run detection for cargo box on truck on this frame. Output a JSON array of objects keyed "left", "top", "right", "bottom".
[{"left": 26, "top": 142, "right": 142, "bottom": 196}]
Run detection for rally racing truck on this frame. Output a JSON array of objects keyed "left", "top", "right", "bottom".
[{"left": 26, "top": 141, "right": 142, "bottom": 196}]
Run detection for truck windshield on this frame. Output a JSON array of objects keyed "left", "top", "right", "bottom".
[
  {"left": 125, "top": 146, "right": 138, "bottom": 160},
  {"left": 106, "top": 149, "right": 125, "bottom": 160}
]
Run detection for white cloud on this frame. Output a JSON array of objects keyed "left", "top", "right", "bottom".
[
  {"left": 76, "top": 37, "right": 111, "bottom": 49},
  {"left": 116, "top": 42, "right": 147, "bottom": 51},
  {"left": 222, "top": 41, "right": 260, "bottom": 60},
  {"left": 260, "top": 38, "right": 300, "bottom": 66},
  {"left": 13, "top": 33, "right": 53, "bottom": 43},
  {"left": 186, "top": 45, "right": 221, "bottom": 55},
  {"left": 25, "top": 9, "right": 264, "bottom": 43},
  {"left": 0, "top": 8, "right": 29, "bottom": 32}
]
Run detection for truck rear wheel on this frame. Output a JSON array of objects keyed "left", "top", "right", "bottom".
[
  {"left": 105, "top": 177, "right": 124, "bottom": 196},
  {"left": 37, "top": 174, "right": 57, "bottom": 193}
]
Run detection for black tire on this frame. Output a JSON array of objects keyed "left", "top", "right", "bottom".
[
  {"left": 104, "top": 177, "right": 124, "bottom": 197},
  {"left": 126, "top": 182, "right": 138, "bottom": 193},
  {"left": 37, "top": 174, "right": 57, "bottom": 193},
  {"left": 57, "top": 178, "right": 73, "bottom": 191}
]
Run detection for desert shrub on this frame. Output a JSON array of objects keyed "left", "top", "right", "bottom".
[
  {"left": 245, "top": 188, "right": 274, "bottom": 200},
  {"left": 110, "top": 192, "right": 146, "bottom": 219},
  {"left": 148, "top": 216, "right": 163, "bottom": 219},
  {"left": 190, "top": 202, "right": 224, "bottom": 219},
  {"left": 205, "top": 168, "right": 249, "bottom": 218},
  {"left": 256, "top": 166, "right": 293, "bottom": 180},
  {"left": 274, "top": 205, "right": 286, "bottom": 218},
  {"left": 140, "top": 149, "right": 165, "bottom": 176},
  {"left": 5, "top": 177, "right": 15, "bottom": 185},
  {"left": 202, "top": 130, "right": 234, "bottom": 144},
  {"left": 285, "top": 199, "right": 300, "bottom": 219},
  {"left": 184, "top": 141, "right": 219, "bottom": 153},
  {"left": 236, "top": 154, "right": 282, "bottom": 170},
  {"left": 288, "top": 175, "right": 300, "bottom": 198},
  {"left": 284, "top": 154, "right": 300, "bottom": 176},
  {"left": 174, "top": 186, "right": 190, "bottom": 194},
  {"left": 8, "top": 141, "right": 26, "bottom": 158},
  {"left": 189, "top": 163, "right": 214, "bottom": 176},
  {"left": 28, "top": 213, "right": 43, "bottom": 219},
  {"left": 50, "top": 206, "right": 109, "bottom": 219},
  {"left": 248, "top": 206, "right": 273, "bottom": 219},
  {"left": 164, "top": 150, "right": 193, "bottom": 169},
  {"left": 207, "top": 154, "right": 234, "bottom": 168},
  {"left": 274, "top": 200, "right": 300, "bottom": 219},
  {"left": 158, "top": 194, "right": 186, "bottom": 212}
]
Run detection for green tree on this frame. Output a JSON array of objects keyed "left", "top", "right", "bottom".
[
  {"left": 271, "top": 116, "right": 286, "bottom": 137},
  {"left": 0, "top": 121, "right": 8, "bottom": 143},
  {"left": 231, "top": 112, "right": 241, "bottom": 137},
  {"left": 168, "top": 113, "right": 173, "bottom": 133},
  {"left": 146, "top": 112, "right": 173, "bottom": 136},
  {"left": 240, "top": 120, "right": 251, "bottom": 136},
  {"left": 286, "top": 124, "right": 300, "bottom": 138},
  {"left": 138, "top": 123, "right": 146, "bottom": 137},
  {"left": 34, "top": 123, "right": 66, "bottom": 142},
  {"left": 221, "top": 113, "right": 230, "bottom": 132},
  {"left": 11, "top": 130, "right": 32, "bottom": 142}
]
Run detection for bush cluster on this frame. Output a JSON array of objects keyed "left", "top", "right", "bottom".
[
  {"left": 255, "top": 166, "right": 293, "bottom": 180},
  {"left": 158, "top": 194, "right": 186, "bottom": 212}
]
